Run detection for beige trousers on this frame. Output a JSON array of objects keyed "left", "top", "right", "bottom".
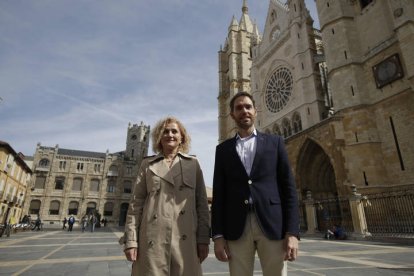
[{"left": 227, "top": 213, "right": 287, "bottom": 276}]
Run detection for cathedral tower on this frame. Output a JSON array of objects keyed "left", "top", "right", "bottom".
[
  {"left": 316, "top": 0, "right": 414, "bottom": 187},
  {"left": 218, "top": 0, "right": 261, "bottom": 142}
]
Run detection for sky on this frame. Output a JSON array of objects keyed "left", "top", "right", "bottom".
[{"left": 0, "top": 0, "right": 319, "bottom": 187}]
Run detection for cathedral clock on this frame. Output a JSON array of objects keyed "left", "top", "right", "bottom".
[
  {"left": 373, "top": 54, "right": 404, "bottom": 89},
  {"left": 265, "top": 67, "right": 293, "bottom": 113}
]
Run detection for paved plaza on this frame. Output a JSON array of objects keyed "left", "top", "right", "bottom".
[{"left": 1, "top": 227, "right": 414, "bottom": 275}]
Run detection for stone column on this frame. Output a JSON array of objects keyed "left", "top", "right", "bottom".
[
  {"left": 349, "top": 185, "right": 371, "bottom": 238},
  {"left": 304, "top": 190, "right": 317, "bottom": 234}
]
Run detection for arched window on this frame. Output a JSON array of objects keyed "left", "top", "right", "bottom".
[
  {"left": 123, "top": 181, "right": 132, "bottom": 194},
  {"left": 89, "top": 179, "right": 100, "bottom": 192},
  {"left": 282, "top": 118, "right": 292, "bottom": 137},
  {"left": 29, "top": 200, "right": 41, "bottom": 215},
  {"left": 108, "top": 165, "right": 118, "bottom": 176},
  {"left": 49, "top": 200, "right": 60, "bottom": 215},
  {"left": 68, "top": 201, "right": 79, "bottom": 215},
  {"left": 292, "top": 112, "right": 302, "bottom": 133},
  {"left": 104, "top": 202, "right": 114, "bottom": 216},
  {"left": 273, "top": 124, "right": 282, "bottom": 136},
  {"left": 107, "top": 179, "right": 116, "bottom": 193},
  {"left": 72, "top": 178, "right": 83, "bottom": 191},
  {"left": 38, "top": 158, "right": 50, "bottom": 168},
  {"left": 86, "top": 202, "right": 96, "bottom": 215}
]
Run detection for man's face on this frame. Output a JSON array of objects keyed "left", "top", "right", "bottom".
[{"left": 230, "top": 96, "right": 257, "bottom": 130}]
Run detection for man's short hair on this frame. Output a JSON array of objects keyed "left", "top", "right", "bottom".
[{"left": 229, "top": 92, "right": 256, "bottom": 112}]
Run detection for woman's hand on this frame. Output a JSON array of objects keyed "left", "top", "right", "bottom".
[
  {"left": 197, "top": 243, "right": 209, "bottom": 263},
  {"left": 124, "top": 247, "right": 138, "bottom": 262}
]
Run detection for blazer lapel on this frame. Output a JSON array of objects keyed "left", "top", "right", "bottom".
[
  {"left": 250, "top": 132, "right": 265, "bottom": 176},
  {"left": 229, "top": 136, "right": 250, "bottom": 177}
]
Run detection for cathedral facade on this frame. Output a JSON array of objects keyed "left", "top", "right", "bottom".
[
  {"left": 218, "top": 0, "right": 414, "bottom": 233},
  {"left": 23, "top": 122, "right": 150, "bottom": 227}
]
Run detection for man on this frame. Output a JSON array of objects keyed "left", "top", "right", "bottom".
[
  {"left": 68, "top": 215, "right": 75, "bottom": 232},
  {"left": 211, "top": 92, "right": 300, "bottom": 276}
]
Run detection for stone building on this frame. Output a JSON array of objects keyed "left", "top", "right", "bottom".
[
  {"left": 23, "top": 122, "right": 150, "bottom": 227},
  {"left": 0, "top": 141, "right": 32, "bottom": 225},
  {"left": 218, "top": 0, "right": 414, "bottom": 235}
]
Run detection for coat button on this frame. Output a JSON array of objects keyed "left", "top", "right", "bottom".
[
  {"left": 180, "top": 210, "right": 185, "bottom": 215},
  {"left": 181, "top": 234, "right": 187, "bottom": 240},
  {"left": 244, "top": 200, "right": 249, "bottom": 205},
  {"left": 248, "top": 180, "right": 252, "bottom": 185}
]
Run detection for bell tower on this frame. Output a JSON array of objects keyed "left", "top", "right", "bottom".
[{"left": 125, "top": 122, "right": 150, "bottom": 161}]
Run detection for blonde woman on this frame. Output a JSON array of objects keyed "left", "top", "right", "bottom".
[{"left": 122, "top": 117, "right": 210, "bottom": 276}]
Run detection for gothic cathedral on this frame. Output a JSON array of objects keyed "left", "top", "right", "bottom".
[{"left": 218, "top": 0, "right": 414, "bottom": 233}]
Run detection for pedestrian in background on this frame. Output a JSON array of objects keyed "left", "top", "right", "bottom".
[
  {"left": 211, "top": 92, "right": 300, "bottom": 276},
  {"left": 62, "top": 217, "right": 67, "bottom": 230},
  {"left": 81, "top": 216, "right": 88, "bottom": 233},
  {"left": 68, "top": 215, "right": 75, "bottom": 232},
  {"left": 90, "top": 215, "right": 97, "bottom": 232},
  {"left": 122, "top": 116, "right": 210, "bottom": 276}
]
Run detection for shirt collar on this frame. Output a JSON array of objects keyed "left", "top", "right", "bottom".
[{"left": 235, "top": 128, "right": 257, "bottom": 140}]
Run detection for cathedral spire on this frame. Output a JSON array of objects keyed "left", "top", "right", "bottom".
[{"left": 242, "top": 0, "right": 248, "bottom": 14}]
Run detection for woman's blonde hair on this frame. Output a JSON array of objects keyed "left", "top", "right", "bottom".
[{"left": 151, "top": 117, "right": 191, "bottom": 154}]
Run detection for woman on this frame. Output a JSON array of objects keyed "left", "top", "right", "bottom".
[{"left": 122, "top": 117, "right": 210, "bottom": 276}]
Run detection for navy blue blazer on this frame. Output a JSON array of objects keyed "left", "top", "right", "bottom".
[{"left": 211, "top": 131, "right": 300, "bottom": 240}]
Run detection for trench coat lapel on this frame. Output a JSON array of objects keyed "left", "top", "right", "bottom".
[{"left": 148, "top": 154, "right": 175, "bottom": 185}]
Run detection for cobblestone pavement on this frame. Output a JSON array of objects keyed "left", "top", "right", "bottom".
[{"left": 1, "top": 227, "right": 414, "bottom": 275}]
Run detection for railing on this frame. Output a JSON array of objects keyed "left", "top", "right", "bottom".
[
  {"left": 315, "top": 197, "right": 354, "bottom": 233},
  {"left": 364, "top": 189, "right": 414, "bottom": 237}
]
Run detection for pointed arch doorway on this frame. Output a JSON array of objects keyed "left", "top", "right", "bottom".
[{"left": 297, "top": 139, "right": 340, "bottom": 231}]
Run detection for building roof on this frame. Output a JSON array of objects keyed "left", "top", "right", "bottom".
[
  {"left": 0, "top": 140, "right": 33, "bottom": 173},
  {"left": 57, "top": 148, "right": 107, "bottom": 159}
]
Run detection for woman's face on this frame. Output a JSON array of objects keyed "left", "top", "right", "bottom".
[{"left": 160, "top": 122, "right": 182, "bottom": 152}]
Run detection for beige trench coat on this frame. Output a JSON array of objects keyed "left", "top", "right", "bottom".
[{"left": 123, "top": 152, "right": 210, "bottom": 276}]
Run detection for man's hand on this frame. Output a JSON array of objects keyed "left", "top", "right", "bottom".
[
  {"left": 214, "top": 237, "right": 231, "bottom": 262},
  {"left": 284, "top": 235, "right": 299, "bottom": 261},
  {"left": 124, "top": 247, "right": 138, "bottom": 262},
  {"left": 197, "top": 243, "right": 209, "bottom": 263}
]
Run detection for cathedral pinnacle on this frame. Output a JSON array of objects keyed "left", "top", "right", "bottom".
[{"left": 242, "top": 0, "right": 248, "bottom": 14}]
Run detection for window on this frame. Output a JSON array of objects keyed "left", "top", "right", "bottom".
[
  {"left": 123, "top": 181, "right": 132, "bottom": 194},
  {"left": 107, "top": 180, "right": 116, "bottom": 193},
  {"left": 59, "top": 161, "right": 66, "bottom": 170},
  {"left": 55, "top": 177, "right": 65, "bottom": 190},
  {"left": 292, "top": 113, "right": 302, "bottom": 133},
  {"left": 49, "top": 200, "right": 60, "bottom": 215},
  {"left": 72, "top": 178, "right": 83, "bottom": 191},
  {"left": 265, "top": 67, "right": 293, "bottom": 113},
  {"left": 126, "top": 166, "right": 132, "bottom": 175},
  {"left": 131, "top": 149, "right": 135, "bottom": 158},
  {"left": 68, "top": 201, "right": 79, "bottom": 215},
  {"left": 109, "top": 165, "right": 118, "bottom": 174},
  {"left": 38, "top": 158, "right": 50, "bottom": 167},
  {"left": 34, "top": 176, "right": 46, "bottom": 189},
  {"left": 94, "top": 164, "right": 101, "bottom": 173},
  {"left": 104, "top": 202, "right": 114, "bottom": 216},
  {"left": 77, "top": 162, "right": 84, "bottom": 172},
  {"left": 90, "top": 179, "right": 100, "bottom": 192},
  {"left": 282, "top": 119, "right": 292, "bottom": 137},
  {"left": 29, "top": 200, "right": 41, "bottom": 215},
  {"left": 273, "top": 124, "right": 282, "bottom": 136}
]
